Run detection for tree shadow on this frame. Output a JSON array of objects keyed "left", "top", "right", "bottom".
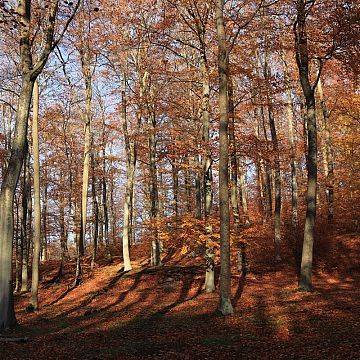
[
  {"left": 232, "top": 273, "right": 246, "bottom": 306},
  {"left": 49, "top": 267, "right": 127, "bottom": 316},
  {"left": 150, "top": 271, "right": 203, "bottom": 318}
]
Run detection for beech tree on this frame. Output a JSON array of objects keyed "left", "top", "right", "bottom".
[{"left": 216, "top": 0, "right": 233, "bottom": 316}]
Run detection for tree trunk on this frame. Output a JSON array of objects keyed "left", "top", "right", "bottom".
[
  {"left": 102, "top": 149, "right": 110, "bottom": 252},
  {"left": 282, "top": 55, "right": 299, "bottom": 232},
  {"left": 171, "top": 161, "right": 179, "bottom": 218},
  {"left": 200, "top": 56, "right": 213, "bottom": 218},
  {"left": 317, "top": 76, "right": 334, "bottom": 222},
  {"left": 79, "top": 49, "right": 93, "bottom": 257},
  {"left": 0, "top": 74, "right": 34, "bottom": 329},
  {"left": 15, "top": 194, "right": 21, "bottom": 292},
  {"left": 184, "top": 156, "right": 192, "bottom": 213},
  {"left": 20, "top": 155, "right": 30, "bottom": 293},
  {"left": 91, "top": 154, "right": 99, "bottom": 269},
  {"left": 228, "top": 77, "right": 240, "bottom": 227},
  {"left": 263, "top": 44, "right": 282, "bottom": 260},
  {"left": 295, "top": 0, "right": 319, "bottom": 291},
  {"left": 149, "top": 109, "right": 161, "bottom": 266},
  {"left": 41, "top": 170, "right": 48, "bottom": 262},
  {"left": 238, "top": 160, "right": 250, "bottom": 225},
  {"left": 254, "top": 113, "right": 266, "bottom": 221},
  {"left": 195, "top": 157, "right": 202, "bottom": 219},
  {"left": 260, "top": 107, "right": 273, "bottom": 218},
  {"left": 268, "top": 103, "right": 282, "bottom": 262},
  {"left": 263, "top": 50, "right": 282, "bottom": 261},
  {"left": 122, "top": 91, "right": 136, "bottom": 271},
  {"left": 216, "top": 0, "right": 234, "bottom": 315},
  {"left": 59, "top": 199, "right": 69, "bottom": 262},
  {"left": 30, "top": 80, "right": 41, "bottom": 310}
]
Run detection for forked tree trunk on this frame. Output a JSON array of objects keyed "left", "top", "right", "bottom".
[
  {"left": 295, "top": 0, "right": 319, "bottom": 291},
  {"left": 216, "top": 0, "right": 234, "bottom": 315},
  {"left": 30, "top": 80, "right": 42, "bottom": 310}
]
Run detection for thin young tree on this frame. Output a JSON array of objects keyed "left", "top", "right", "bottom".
[
  {"left": 29, "top": 80, "right": 41, "bottom": 310},
  {"left": 216, "top": 0, "right": 234, "bottom": 315}
]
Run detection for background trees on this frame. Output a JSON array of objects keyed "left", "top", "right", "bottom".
[{"left": 0, "top": 0, "right": 359, "bottom": 329}]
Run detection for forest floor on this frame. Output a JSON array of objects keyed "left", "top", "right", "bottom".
[{"left": 2, "top": 226, "right": 360, "bottom": 359}]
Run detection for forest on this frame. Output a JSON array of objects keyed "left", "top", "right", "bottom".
[{"left": 0, "top": 0, "right": 359, "bottom": 359}]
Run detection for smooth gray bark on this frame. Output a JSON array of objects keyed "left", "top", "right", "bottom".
[{"left": 216, "top": 0, "right": 234, "bottom": 315}]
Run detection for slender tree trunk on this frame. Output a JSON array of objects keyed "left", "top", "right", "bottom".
[
  {"left": 260, "top": 107, "right": 273, "bottom": 218},
  {"left": 91, "top": 154, "right": 99, "bottom": 269},
  {"left": 130, "top": 184, "right": 136, "bottom": 245},
  {"left": 263, "top": 51, "right": 282, "bottom": 261},
  {"left": 195, "top": 157, "right": 202, "bottom": 219},
  {"left": 30, "top": 80, "right": 41, "bottom": 309},
  {"left": 268, "top": 104, "right": 282, "bottom": 262},
  {"left": 238, "top": 160, "right": 250, "bottom": 225},
  {"left": 184, "top": 156, "right": 192, "bottom": 212},
  {"left": 228, "top": 78, "right": 240, "bottom": 226},
  {"left": 200, "top": 59, "right": 215, "bottom": 292},
  {"left": 15, "top": 194, "right": 21, "bottom": 293},
  {"left": 282, "top": 55, "right": 299, "bottom": 232},
  {"left": 41, "top": 169, "right": 48, "bottom": 262},
  {"left": 254, "top": 113, "right": 266, "bottom": 220},
  {"left": 149, "top": 109, "right": 161, "bottom": 266},
  {"left": 122, "top": 91, "right": 136, "bottom": 271},
  {"left": 201, "top": 56, "right": 212, "bottom": 218},
  {"left": 59, "top": 200, "right": 69, "bottom": 261},
  {"left": 317, "top": 76, "right": 334, "bottom": 222},
  {"left": 102, "top": 149, "right": 110, "bottom": 251},
  {"left": 122, "top": 149, "right": 136, "bottom": 271},
  {"left": 109, "top": 176, "right": 116, "bottom": 244},
  {"left": 79, "top": 49, "right": 93, "bottom": 257},
  {"left": 21, "top": 154, "right": 30, "bottom": 293},
  {"left": 295, "top": 0, "right": 319, "bottom": 291},
  {"left": 216, "top": 0, "right": 233, "bottom": 315},
  {"left": 172, "top": 161, "right": 179, "bottom": 218}
]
